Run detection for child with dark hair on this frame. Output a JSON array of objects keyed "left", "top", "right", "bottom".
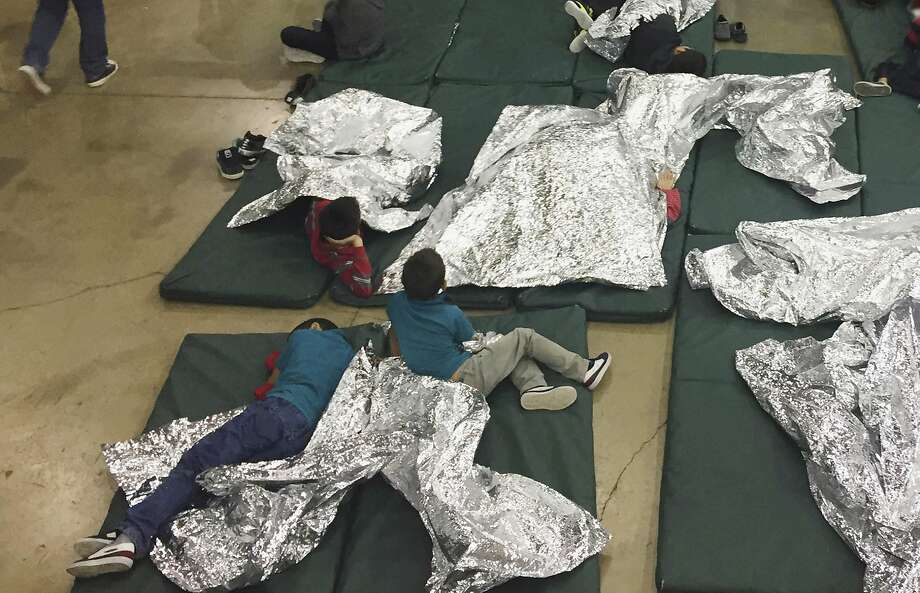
[
  {"left": 280, "top": 0, "right": 384, "bottom": 64},
  {"left": 854, "top": 3, "right": 920, "bottom": 99},
  {"left": 387, "top": 249, "right": 613, "bottom": 411},
  {"left": 306, "top": 196, "right": 374, "bottom": 298},
  {"left": 564, "top": 0, "right": 708, "bottom": 76},
  {"left": 67, "top": 318, "right": 353, "bottom": 578}
]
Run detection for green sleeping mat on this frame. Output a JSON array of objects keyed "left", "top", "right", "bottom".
[
  {"left": 318, "top": 0, "right": 466, "bottom": 85},
  {"left": 435, "top": 0, "right": 577, "bottom": 83},
  {"left": 656, "top": 233, "right": 864, "bottom": 593},
  {"left": 688, "top": 51, "right": 862, "bottom": 235},
  {"left": 329, "top": 83, "right": 575, "bottom": 310},
  {"left": 572, "top": 9, "right": 716, "bottom": 93},
  {"left": 159, "top": 84, "right": 430, "bottom": 309},
  {"left": 334, "top": 305, "right": 600, "bottom": 593},
  {"left": 516, "top": 91, "right": 692, "bottom": 322},
  {"left": 71, "top": 307, "right": 600, "bottom": 593}
]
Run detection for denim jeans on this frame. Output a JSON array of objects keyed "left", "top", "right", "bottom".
[
  {"left": 119, "top": 397, "right": 312, "bottom": 557},
  {"left": 22, "top": 0, "right": 108, "bottom": 79}
]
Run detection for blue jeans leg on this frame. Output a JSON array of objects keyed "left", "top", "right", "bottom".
[
  {"left": 72, "top": 0, "right": 108, "bottom": 79},
  {"left": 22, "top": 0, "right": 69, "bottom": 73},
  {"left": 119, "top": 398, "right": 311, "bottom": 557}
]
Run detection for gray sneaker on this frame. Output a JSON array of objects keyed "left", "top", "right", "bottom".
[
  {"left": 520, "top": 385, "right": 577, "bottom": 411},
  {"left": 17, "top": 65, "right": 51, "bottom": 95},
  {"left": 854, "top": 80, "right": 892, "bottom": 97}
]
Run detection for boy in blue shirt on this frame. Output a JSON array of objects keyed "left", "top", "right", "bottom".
[
  {"left": 67, "top": 318, "right": 355, "bottom": 578},
  {"left": 387, "top": 249, "right": 612, "bottom": 411}
]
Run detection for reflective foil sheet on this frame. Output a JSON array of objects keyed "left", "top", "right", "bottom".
[
  {"left": 227, "top": 89, "right": 442, "bottom": 233},
  {"left": 736, "top": 294, "right": 920, "bottom": 593},
  {"left": 686, "top": 208, "right": 920, "bottom": 324},
  {"left": 102, "top": 349, "right": 609, "bottom": 592},
  {"left": 377, "top": 69, "right": 860, "bottom": 293},
  {"left": 585, "top": 0, "right": 716, "bottom": 64}
]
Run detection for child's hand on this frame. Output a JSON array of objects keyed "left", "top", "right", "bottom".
[
  {"left": 325, "top": 234, "right": 364, "bottom": 249},
  {"left": 656, "top": 169, "right": 677, "bottom": 191}
]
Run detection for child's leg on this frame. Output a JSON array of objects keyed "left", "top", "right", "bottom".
[{"left": 280, "top": 26, "right": 339, "bottom": 61}]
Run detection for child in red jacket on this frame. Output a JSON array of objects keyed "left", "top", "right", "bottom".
[{"left": 305, "top": 196, "right": 374, "bottom": 298}]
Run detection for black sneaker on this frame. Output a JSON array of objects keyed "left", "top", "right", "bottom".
[
  {"left": 240, "top": 152, "right": 259, "bottom": 170},
  {"left": 217, "top": 147, "right": 244, "bottom": 180},
  {"left": 583, "top": 352, "right": 612, "bottom": 390},
  {"left": 285, "top": 73, "right": 316, "bottom": 109},
  {"left": 237, "top": 131, "right": 266, "bottom": 157},
  {"left": 86, "top": 60, "right": 118, "bottom": 88},
  {"left": 73, "top": 531, "right": 119, "bottom": 558},
  {"left": 67, "top": 541, "right": 135, "bottom": 578}
]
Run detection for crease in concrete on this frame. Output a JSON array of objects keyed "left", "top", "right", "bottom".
[
  {"left": 599, "top": 420, "right": 667, "bottom": 520},
  {"left": 0, "top": 271, "right": 165, "bottom": 314}
]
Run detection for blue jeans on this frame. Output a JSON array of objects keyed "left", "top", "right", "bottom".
[
  {"left": 120, "top": 398, "right": 312, "bottom": 557},
  {"left": 22, "top": 0, "right": 108, "bottom": 79}
]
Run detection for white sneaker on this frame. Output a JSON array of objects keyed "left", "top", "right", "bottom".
[
  {"left": 67, "top": 541, "right": 135, "bottom": 578},
  {"left": 569, "top": 30, "right": 588, "bottom": 53},
  {"left": 564, "top": 0, "right": 595, "bottom": 29},
  {"left": 17, "top": 65, "right": 51, "bottom": 95},
  {"left": 73, "top": 531, "right": 119, "bottom": 558},
  {"left": 583, "top": 352, "right": 612, "bottom": 390},
  {"left": 520, "top": 385, "right": 578, "bottom": 411},
  {"left": 853, "top": 80, "right": 892, "bottom": 97},
  {"left": 283, "top": 44, "right": 326, "bottom": 64}
]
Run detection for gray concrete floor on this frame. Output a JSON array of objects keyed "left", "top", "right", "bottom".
[{"left": 0, "top": 1, "right": 852, "bottom": 592}]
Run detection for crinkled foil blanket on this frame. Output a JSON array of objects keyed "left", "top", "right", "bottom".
[
  {"left": 102, "top": 349, "right": 609, "bottom": 593},
  {"left": 376, "top": 69, "right": 861, "bottom": 293},
  {"left": 737, "top": 294, "right": 920, "bottom": 593},
  {"left": 585, "top": 0, "right": 715, "bottom": 64},
  {"left": 686, "top": 208, "right": 920, "bottom": 325},
  {"left": 227, "top": 89, "right": 443, "bottom": 233}
]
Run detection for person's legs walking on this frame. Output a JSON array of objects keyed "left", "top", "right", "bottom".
[
  {"left": 72, "top": 0, "right": 109, "bottom": 81},
  {"left": 22, "top": 0, "right": 68, "bottom": 73}
]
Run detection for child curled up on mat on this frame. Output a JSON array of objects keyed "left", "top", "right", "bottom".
[
  {"left": 386, "top": 249, "right": 613, "bottom": 411},
  {"left": 854, "top": 1, "right": 920, "bottom": 100},
  {"left": 564, "top": 0, "right": 708, "bottom": 76},
  {"left": 66, "top": 318, "right": 354, "bottom": 579},
  {"left": 306, "top": 196, "right": 375, "bottom": 298}
]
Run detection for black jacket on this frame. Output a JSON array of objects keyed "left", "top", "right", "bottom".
[
  {"left": 324, "top": 0, "right": 385, "bottom": 60},
  {"left": 622, "top": 14, "right": 680, "bottom": 74}
]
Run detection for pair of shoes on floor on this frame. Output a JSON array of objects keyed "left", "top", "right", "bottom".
[
  {"left": 564, "top": 1, "right": 596, "bottom": 53},
  {"left": 714, "top": 15, "right": 747, "bottom": 42},
  {"left": 17, "top": 59, "right": 118, "bottom": 95},
  {"left": 216, "top": 131, "right": 267, "bottom": 180},
  {"left": 519, "top": 352, "right": 613, "bottom": 411},
  {"left": 67, "top": 531, "right": 135, "bottom": 578},
  {"left": 285, "top": 73, "right": 316, "bottom": 109}
]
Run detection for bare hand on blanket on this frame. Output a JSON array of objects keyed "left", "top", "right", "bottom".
[
  {"left": 656, "top": 169, "right": 677, "bottom": 191},
  {"left": 325, "top": 234, "right": 364, "bottom": 249}
]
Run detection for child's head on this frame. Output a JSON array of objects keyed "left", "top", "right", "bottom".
[
  {"left": 319, "top": 196, "right": 361, "bottom": 240},
  {"left": 290, "top": 317, "right": 338, "bottom": 336},
  {"left": 401, "top": 248, "right": 446, "bottom": 301},
  {"left": 667, "top": 47, "right": 707, "bottom": 77}
]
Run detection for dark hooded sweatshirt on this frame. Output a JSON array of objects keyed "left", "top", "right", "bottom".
[
  {"left": 622, "top": 14, "right": 681, "bottom": 74},
  {"left": 323, "top": 0, "right": 385, "bottom": 60}
]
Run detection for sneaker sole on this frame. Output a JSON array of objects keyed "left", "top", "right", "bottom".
[
  {"left": 67, "top": 556, "right": 133, "bottom": 578},
  {"left": 854, "top": 81, "right": 892, "bottom": 97},
  {"left": 564, "top": 1, "right": 595, "bottom": 29},
  {"left": 520, "top": 386, "right": 577, "bottom": 411},
  {"left": 283, "top": 45, "right": 326, "bottom": 64},
  {"left": 86, "top": 62, "right": 118, "bottom": 88},
  {"left": 18, "top": 66, "right": 51, "bottom": 95},
  {"left": 217, "top": 163, "right": 244, "bottom": 180},
  {"left": 569, "top": 31, "right": 588, "bottom": 53},
  {"left": 585, "top": 355, "right": 612, "bottom": 390},
  {"left": 241, "top": 161, "right": 259, "bottom": 170},
  {"left": 74, "top": 538, "right": 115, "bottom": 558}
]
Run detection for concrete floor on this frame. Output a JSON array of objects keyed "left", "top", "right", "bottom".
[{"left": 0, "top": 1, "right": 851, "bottom": 592}]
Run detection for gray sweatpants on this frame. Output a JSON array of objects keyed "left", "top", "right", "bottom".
[{"left": 456, "top": 328, "right": 588, "bottom": 396}]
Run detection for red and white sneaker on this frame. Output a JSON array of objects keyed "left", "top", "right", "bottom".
[
  {"left": 584, "top": 352, "right": 612, "bottom": 390},
  {"left": 67, "top": 541, "right": 134, "bottom": 578},
  {"left": 73, "top": 530, "right": 119, "bottom": 558}
]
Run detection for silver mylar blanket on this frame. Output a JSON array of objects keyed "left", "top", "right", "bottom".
[
  {"left": 226, "top": 89, "right": 442, "bottom": 233},
  {"left": 585, "top": 0, "right": 716, "bottom": 64},
  {"left": 376, "top": 69, "right": 861, "bottom": 293},
  {"left": 686, "top": 208, "right": 920, "bottom": 325},
  {"left": 736, "top": 293, "right": 920, "bottom": 593},
  {"left": 102, "top": 349, "right": 609, "bottom": 592}
]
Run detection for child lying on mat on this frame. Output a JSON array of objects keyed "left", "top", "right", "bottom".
[
  {"left": 564, "top": 0, "right": 708, "bottom": 76},
  {"left": 67, "top": 318, "right": 354, "bottom": 579},
  {"left": 854, "top": 2, "right": 920, "bottom": 100},
  {"left": 306, "top": 196, "right": 374, "bottom": 298},
  {"left": 386, "top": 249, "right": 613, "bottom": 411}
]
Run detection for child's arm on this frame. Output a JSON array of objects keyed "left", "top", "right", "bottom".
[
  {"left": 454, "top": 311, "right": 476, "bottom": 344},
  {"left": 388, "top": 328, "right": 401, "bottom": 357},
  {"left": 656, "top": 169, "right": 681, "bottom": 223},
  {"left": 325, "top": 235, "right": 374, "bottom": 297}
]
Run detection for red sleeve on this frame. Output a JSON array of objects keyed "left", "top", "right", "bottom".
[
  {"left": 335, "top": 245, "right": 374, "bottom": 298},
  {"left": 307, "top": 199, "right": 334, "bottom": 267},
  {"left": 665, "top": 188, "right": 681, "bottom": 223}
]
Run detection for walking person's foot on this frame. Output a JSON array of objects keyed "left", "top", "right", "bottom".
[
  {"left": 520, "top": 385, "right": 578, "bottom": 411},
  {"left": 18, "top": 65, "right": 51, "bottom": 95},
  {"left": 86, "top": 60, "right": 118, "bottom": 88},
  {"left": 67, "top": 540, "right": 135, "bottom": 578},
  {"left": 583, "top": 352, "right": 612, "bottom": 390}
]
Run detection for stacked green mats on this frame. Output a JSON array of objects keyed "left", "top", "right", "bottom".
[
  {"left": 161, "top": 0, "right": 717, "bottom": 320},
  {"left": 830, "top": 0, "right": 920, "bottom": 215},
  {"left": 70, "top": 306, "right": 599, "bottom": 593},
  {"left": 655, "top": 235, "right": 865, "bottom": 593}
]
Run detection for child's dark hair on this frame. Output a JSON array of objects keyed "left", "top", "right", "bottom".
[
  {"left": 401, "top": 248, "right": 446, "bottom": 301},
  {"left": 290, "top": 317, "right": 338, "bottom": 336},
  {"left": 667, "top": 49, "right": 707, "bottom": 77},
  {"left": 319, "top": 196, "right": 361, "bottom": 240}
]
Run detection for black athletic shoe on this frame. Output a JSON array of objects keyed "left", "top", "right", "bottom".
[
  {"left": 73, "top": 531, "right": 119, "bottom": 558},
  {"left": 67, "top": 541, "right": 135, "bottom": 578},
  {"left": 237, "top": 131, "right": 266, "bottom": 157},
  {"left": 240, "top": 152, "right": 259, "bottom": 170},
  {"left": 86, "top": 60, "right": 118, "bottom": 88},
  {"left": 583, "top": 352, "right": 612, "bottom": 390},
  {"left": 217, "top": 147, "right": 244, "bottom": 180}
]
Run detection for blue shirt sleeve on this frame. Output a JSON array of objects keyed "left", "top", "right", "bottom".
[{"left": 453, "top": 308, "right": 475, "bottom": 343}]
